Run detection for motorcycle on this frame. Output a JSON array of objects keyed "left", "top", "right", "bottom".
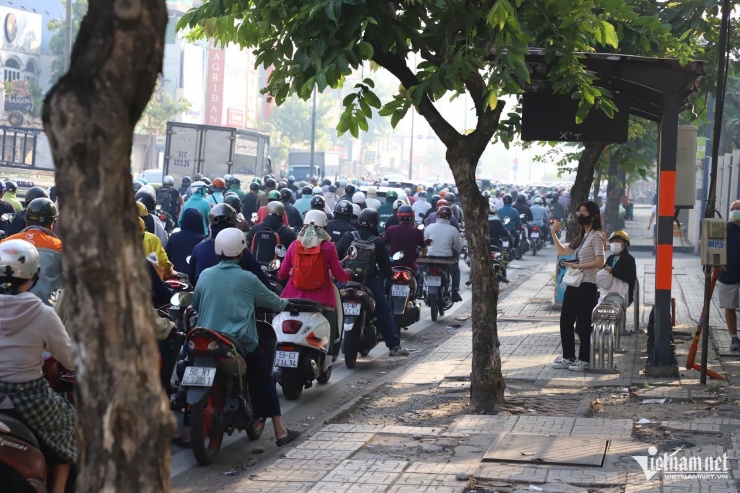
[
  {"left": 181, "top": 322, "right": 273, "bottom": 464},
  {"left": 0, "top": 412, "right": 54, "bottom": 493},
  {"left": 490, "top": 245, "right": 510, "bottom": 284},
  {"left": 417, "top": 246, "right": 458, "bottom": 321},
  {"left": 388, "top": 251, "right": 421, "bottom": 330},
  {"left": 340, "top": 247, "right": 380, "bottom": 368},
  {"left": 529, "top": 223, "right": 545, "bottom": 256}
]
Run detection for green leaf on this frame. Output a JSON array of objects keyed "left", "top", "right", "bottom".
[
  {"left": 600, "top": 21, "right": 619, "bottom": 49},
  {"left": 364, "top": 90, "right": 382, "bottom": 108},
  {"left": 325, "top": 3, "right": 337, "bottom": 21},
  {"left": 343, "top": 93, "right": 358, "bottom": 105}
]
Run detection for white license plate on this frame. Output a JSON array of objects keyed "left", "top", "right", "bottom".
[
  {"left": 530, "top": 232, "right": 539, "bottom": 238},
  {"left": 425, "top": 276, "right": 441, "bottom": 287},
  {"left": 391, "top": 285, "right": 410, "bottom": 296},
  {"left": 343, "top": 302, "right": 361, "bottom": 316},
  {"left": 181, "top": 366, "right": 216, "bottom": 387},
  {"left": 275, "top": 350, "right": 299, "bottom": 368},
  {"left": 502, "top": 241, "right": 509, "bottom": 247}
]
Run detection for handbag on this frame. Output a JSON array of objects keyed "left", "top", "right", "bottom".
[
  {"left": 563, "top": 267, "right": 584, "bottom": 287},
  {"left": 595, "top": 268, "right": 614, "bottom": 290}
]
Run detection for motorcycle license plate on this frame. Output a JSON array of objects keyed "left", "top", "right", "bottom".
[
  {"left": 530, "top": 232, "right": 539, "bottom": 238},
  {"left": 275, "top": 350, "right": 299, "bottom": 368},
  {"left": 502, "top": 241, "right": 509, "bottom": 248},
  {"left": 343, "top": 302, "right": 361, "bottom": 316},
  {"left": 391, "top": 285, "right": 410, "bottom": 296},
  {"left": 181, "top": 366, "right": 216, "bottom": 387},
  {"left": 425, "top": 276, "right": 442, "bottom": 287}
]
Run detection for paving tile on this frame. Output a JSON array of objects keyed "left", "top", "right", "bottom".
[
  {"left": 307, "top": 483, "right": 387, "bottom": 492},
  {"left": 546, "top": 469, "right": 628, "bottom": 486},
  {"left": 310, "top": 431, "right": 376, "bottom": 442},
  {"left": 249, "top": 458, "right": 339, "bottom": 482},
  {"left": 476, "top": 463, "right": 548, "bottom": 483},
  {"left": 322, "top": 424, "right": 386, "bottom": 433},
  {"left": 448, "top": 415, "right": 517, "bottom": 434},
  {"left": 297, "top": 440, "right": 366, "bottom": 451},
  {"left": 378, "top": 425, "right": 443, "bottom": 436},
  {"left": 406, "top": 462, "right": 479, "bottom": 475},
  {"left": 283, "top": 448, "right": 356, "bottom": 461},
  {"left": 227, "top": 480, "right": 316, "bottom": 492},
  {"left": 321, "top": 459, "right": 409, "bottom": 484},
  {"left": 386, "top": 486, "right": 462, "bottom": 493}
]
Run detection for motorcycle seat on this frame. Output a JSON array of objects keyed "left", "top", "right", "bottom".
[
  {"left": 417, "top": 257, "right": 458, "bottom": 265},
  {"left": 0, "top": 412, "right": 41, "bottom": 449},
  {"left": 212, "top": 332, "right": 251, "bottom": 360},
  {"left": 285, "top": 298, "right": 335, "bottom": 318}
]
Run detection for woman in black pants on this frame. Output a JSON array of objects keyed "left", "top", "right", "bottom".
[{"left": 550, "top": 201, "right": 605, "bottom": 371}]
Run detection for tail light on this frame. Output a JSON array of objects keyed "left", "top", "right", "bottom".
[
  {"left": 188, "top": 337, "right": 219, "bottom": 353},
  {"left": 282, "top": 320, "right": 303, "bottom": 334},
  {"left": 429, "top": 266, "right": 439, "bottom": 275},
  {"left": 393, "top": 271, "right": 411, "bottom": 282},
  {"left": 532, "top": 225, "right": 539, "bottom": 232}
]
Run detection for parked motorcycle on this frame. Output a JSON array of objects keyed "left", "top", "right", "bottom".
[
  {"left": 388, "top": 252, "right": 421, "bottom": 330},
  {"left": 418, "top": 254, "right": 458, "bottom": 321}
]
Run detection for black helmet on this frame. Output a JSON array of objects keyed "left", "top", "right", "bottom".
[
  {"left": 417, "top": 190, "right": 427, "bottom": 198},
  {"left": 133, "top": 181, "right": 143, "bottom": 193},
  {"left": 193, "top": 173, "right": 204, "bottom": 181},
  {"left": 135, "top": 190, "right": 156, "bottom": 212},
  {"left": 445, "top": 192, "right": 456, "bottom": 203},
  {"left": 231, "top": 177, "right": 240, "bottom": 186},
  {"left": 26, "top": 198, "right": 58, "bottom": 226},
  {"left": 503, "top": 194, "right": 513, "bottom": 205},
  {"left": 429, "top": 194, "right": 441, "bottom": 209},
  {"left": 334, "top": 199, "right": 353, "bottom": 217},
  {"left": 266, "top": 201, "right": 285, "bottom": 216},
  {"left": 182, "top": 176, "right": 192, "bottom": 185},
  {"left": 280, "top": 188, "right": 293, "bottom": 202},
  {"left": 328, "top": 185, "right": 337, "bottom": 193},
  {"left": 322, "top": 178, "right": 332, "bottom": 187},
  {"left": 265, "top": 178, "right": 277, "bottom": 189},
  {"left": 358, "top": 208, "right": 379, "bottom": 228},
  {"left": 301, "top": 185, "right": 313, "bottom": 195},
  {"left": 310, "top": 195, "right": 326, "bottom": 210},
  {"left": 223, "top": 194, "right": 241, "bottom": 211},
  {"left": 5, "top": 180, "right": 17, "bottom": 192},
  {"left": 208, "top": 203, "right": 237, "bottom": 226},
  {"left": 344, "top": 184, "right": 356, "bottom": 196},
  {"left": 249, "top": 182, "right": 260, "bottom": 192},
  {"left": 24, "top": 186, "right": 49, "bottom": 207}
]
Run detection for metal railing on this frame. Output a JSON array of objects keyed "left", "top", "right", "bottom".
[{"left": 590, "top": 300, "right": 623, "bottom": 371}]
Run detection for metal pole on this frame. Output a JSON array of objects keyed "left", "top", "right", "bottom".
[
  {"left": 64, "top": 0, "right": 72, "bottom": 72},
  {"left": 310, "top": 86, "right": 316, "bottom": 176}
]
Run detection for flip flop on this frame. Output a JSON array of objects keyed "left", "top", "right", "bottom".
[
  {"left": 275, "top": 429, "right": 300, "bottom": 447},
  {"left": 172, "top": 434, "right": 192, "bottom": 448}
]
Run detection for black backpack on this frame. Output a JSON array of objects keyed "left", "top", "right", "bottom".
[
  {"left": 250, "top": 226, "right": 282, "bottom": 264},
  {"left": 156, "top": 187, "right": 177, "bottom": 217},
  {"left": 346, "top": 231, "right": 377, "bottom": 282}
]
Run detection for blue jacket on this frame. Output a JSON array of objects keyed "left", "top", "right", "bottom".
[
  {"left": 179, "top": 191, "right": 211, "bottom": 235},
  {"left": 497, "top": 205, "right": 521, "bottom": 232},
  {"left": 166, "top": 208, "right": 206, "bottom": 273},
  {"left": 193, "top": 260, "right": 287, "bottom": 352}
]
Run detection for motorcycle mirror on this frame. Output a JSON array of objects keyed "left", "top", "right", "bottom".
[
  {"left": 275, "top": 244, "right": 287, "bottom": 258},
  {"left": 268, "top": 258, "right": 282, "bottom": 271},
  {"left": 170, "top": 291, "right": 193, "bottom": 308},
  {"left": 347, "top": 246, "right": 358, "bottom": 260},
  {"left": 186, "top": 255, "right": 191, "bottom": 265},
  {"left": 261, "top": 264, "right": 268, "bottom": 272},
  {"left": 0, "top": 213, "right": 12, "bottom": 222},
  {"left": 417, "top": 224, "right": 424, "bottom": 230},
  {"left": 380, "top": 222, "right": 386, "bottom": 229},
  {"left": 392, "top": 251, "right": 404, "bottom": 260},
  {"left": 425, "top": 239, "right": 434, "bottom": 246}
]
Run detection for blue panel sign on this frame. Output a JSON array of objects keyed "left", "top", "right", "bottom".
[{"left": 555, "top": 254, "right": 576, "bottom": 305}]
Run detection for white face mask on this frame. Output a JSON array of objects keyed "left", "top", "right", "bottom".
[
  {"left": 610, "top": 242, "right": 623, "bottom": 255},
  {"left": 732, "top": 209, "right": 740, "bottom": 222}
]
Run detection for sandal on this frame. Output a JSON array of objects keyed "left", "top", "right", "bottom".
[
  {"left": 172, "top": 434, "right": 192, "bottom": 448},
  {"left": 275, "top": 429, "right": 300, "bottom": 447}
]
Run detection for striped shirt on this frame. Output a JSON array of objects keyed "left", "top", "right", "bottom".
[{"left": 574, "top": 230, "right": 605, "bottom": 284}]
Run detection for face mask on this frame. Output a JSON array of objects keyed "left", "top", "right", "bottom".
[
  {"left": 610, "top": 242, "right": 623, "bottom": 255},
  {"left": 732, "top": 209, "right": 740, "bottom": 222},
  {"left": 577, "top": 215, "right": 591, "bottom": 226}
]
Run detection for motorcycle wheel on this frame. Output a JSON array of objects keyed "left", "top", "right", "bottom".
[
  {"left": 515, "top": 246, "right": 522, "bottom": 260},
  {"left": 343, "top": 326, "right": 360, "bottom": 369},
  {"left": 532, "top": 242, "right": 538, "bottom": 255},
  {"left": 430, "top": 295, "right": 439, "bottom": 321},
  {"left": 191, "top": 386, "right": 224, "bottom": 465},
  {"left": 317, "top": 365, "right": 332, "bottom": 384},
  {"left": 280, "top": 368, "right": 304, "bottom": 400}
]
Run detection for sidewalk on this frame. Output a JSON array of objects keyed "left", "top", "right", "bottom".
[{"left": 207, "top": 253, "right": 740, "bottom": 492}]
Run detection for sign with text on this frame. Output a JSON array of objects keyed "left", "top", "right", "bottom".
[{"left": 206, "top": 47, "right": 225, "bottom": 126}]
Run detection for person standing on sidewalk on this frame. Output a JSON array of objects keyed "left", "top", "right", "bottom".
[
  {"left": 550, "top": 201, "right": 605, "bottom": 371},
  {"left": 717, "top": 200, "right": 740, "bottom": 350}
]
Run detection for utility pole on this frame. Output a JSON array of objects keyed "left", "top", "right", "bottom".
[{"left": 64, "top": 0, "right": 73, "bottom": 72}]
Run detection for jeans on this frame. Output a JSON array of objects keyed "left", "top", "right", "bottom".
[
  {"left": 244, "top": 345, "right": 281, "bottom": 418},
  {"left": 365, "top": 277, "right": 400, "bottom": 349},
  {"left": 560, "top": 282, "right": 598, "bottom": 362}
]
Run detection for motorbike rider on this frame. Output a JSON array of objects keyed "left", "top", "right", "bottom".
[
  {"left": 383, "top": 199, "right": 405, "bottom": 230},
  {"left": 294, "top": 185, "right": 313, "bottom": 217},
  {"left": 287, "top": 175, "right": 298, "bottom": 193},
  {"left": 191, "top": 228, "right": 300, "bottom": 447},
  {"left": 190, "top": 204, "right": 270, "bottom": 287},
  {"left": 179, "top": 181, "right": 212, "bottom": 235},
  {"left": 423, "top": 206, "right": 463, "bottom": 302},
  {"left": 3, "top": 180, "right": 22, "bottom": 212},
  {"left": 326, "top": 200, "right": 356, "bottom": 244},
  {"left": 158, "top": 175, "right": 184, "bottom": 226},
  {"left": 424, "top": 199, "right": 461, "bottom": 230},
  {"left": 421, "top": 194, "right": 441, "bottom": 223},
  {"left": 412, "top": 190, "right": 431, "bottom": 223},
  {"left": 178, "top": 176, "right": 192, "bottom": 196},
  {"left": 377, "top": 189, "right": 397, "bottom": 227},
  {"left": 488, "top": 201, "right": 513, "bottom": 249},
  {"left": 139, "top": 216, "right": 176, "bottom": 280},
  {"left": 278, "top": 210, "right": 351, "bottom": 358},
  {"left": 530, "top": 197, "right": 550, "bottom": 243},
  {"left": 324, "top": 185, "right": 338, "bottom": 211},
  {"left": 223, "top": 193, "right": 249, "bottom": 231},
  {"left": 311, "top": 194, "right": 334, "bottom": 220},
  {"left": 206, "top": 177, "right": 226, "bottom": 207},
  {"left": 497, "top": 194, "right": 522, "bottom": 235},
  {"left": 341, "top": 183, "right": 356, "bottom": 202},
  {"left": 0, "top": 239, "right": 77, "bottom": 493},
  {"left": 256, "top": 190, "right": 290, "bottom": 226},
  {"left": 548, "top": 195, "right": 565, "bottom": 245},
  {"left": 280, "top": 188, "right": 303, "bottom": 230},
  {"left": 384, "top": 205, "right": 427, "bottom": 270},
  {"left": 337, "top": 209, "right": 410, "bottom": 357},
  {"left": 256, "top": 178, "right": 277, "bottom": 209},
  {"left": 136, "top": 196, "right": 169, "bottom": 247},
  {"left": 228, "top": 177, "right": 245, "bottom": 200},
  {"left": 513, "top": 193, "right": 533, "bottom": 222},
  {"left": 1, "top": 198, "right": 63, "bottom": 306},
  {"left": 2, "top": 186, "right": 49, "bottom": 237},
  {"left": 352, "top": 191, "right": 367, "bottom": 210},
  {"left": 364, "top": 186, "right": 381, "bottom": 210},
  {"left": 165, "top": 208, "right": 207, "bottom": 274},
  {"left": 444, "top": 192, "right": 463, "bottom": 224},
  {"left": 246, "top": 201, "right": 297, "bottom": 263},
  {"left": 241, "top": 182, "right": 262, "bottom": 224}
]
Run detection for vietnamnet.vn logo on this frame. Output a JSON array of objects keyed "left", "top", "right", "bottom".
[{"left": 632, "top": 446, "right": 729, "bottom": 480}]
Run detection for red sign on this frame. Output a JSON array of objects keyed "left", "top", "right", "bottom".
[
  {"left": 227, "top": 108, "right": 244, "bottom": 128},
  {"left": 206, "top": 47, "right": 225, "bottom": 125}
]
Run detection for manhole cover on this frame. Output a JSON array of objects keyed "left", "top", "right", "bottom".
[{"left": 482, "top": 433, "right": 609, "bottom": 467}]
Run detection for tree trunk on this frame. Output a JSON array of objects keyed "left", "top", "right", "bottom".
[
  {"left": 603, "top": 157, "right": 624, "bottom": 235},
  {"left": 42, "top": 2, "right": 174, "bottom": 492},
  {"left": 567, "top": 143, "right": 606, "bottom": 241},
  {"left": 447, "top": 142, "right": 506, "bottom": 412}
]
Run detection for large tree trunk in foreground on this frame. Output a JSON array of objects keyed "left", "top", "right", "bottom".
[
  {"left": 42, "top": 1, "right": 174, "bottom": 491},
  {"left": 567, "top": 143, "right": 606, "bottom": 241}
]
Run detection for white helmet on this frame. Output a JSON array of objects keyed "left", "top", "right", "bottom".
[
  {"left": 163, "top": 175, "right": 175, "bottom": 186},
  {"left": 312, "top": 186, "right": 323, "bottom": 196},
  {"left": 393, "top": 199, "right": 405, "bottom": 211},
  {"left": 352, "top": 191, "right": 365, "bottom": 204},
  {"left": 489, "top": 200, "right": 497, "bottom": 214},
  {"left": 303, "top": 209, "right": 328, "bottom": 227},
  {"left": 351, "top": 204, "right": 361, "bottom": 217},
  {"left": 214, "top": 228, "right": 247, "bottom": 257},
  {"left": 189, "top": 181, "right": 207, "bottom": 194},
  {"left": 367, "top": 186, "right": 377, "bottom": 197},
  {"left": 534, "top": 197, "right": 543, "bottom": 205},
  {"left": 0, "top": 239, "right": 40, "bottom": 281}
]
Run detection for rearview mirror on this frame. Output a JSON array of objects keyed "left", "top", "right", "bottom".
[
  {"left": 392, "top": 251, "right": 405, "bottom": 260},
  {"left": 268, "top": 258, "right": 282, "bottom": 271},
  {"left": 275, "top": 244, "right": 287, "bottom": 258},
  {"left": 417, "top": 224, "right": 424, "bottom": 230},
  {"left": 186, "top": 255, "right": 191, "bottom": 265},
  {"left": 347, "top": 246, "right": 358, "bottom": 260}
]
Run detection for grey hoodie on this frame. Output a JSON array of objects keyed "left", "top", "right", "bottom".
[{"left": 0, "top": 292, "right": 75, "bottom": 383}]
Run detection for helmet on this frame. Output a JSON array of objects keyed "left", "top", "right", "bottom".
[
  {"left": 194, "top": 173, "right": 204, "bottom": 181},
  {"left": 303, "top": 209, "right": 328, "bottom": 227},
  {"left": 417, "top": 185, "right": 424, "bottom": 192},
  {"left": 26, "top": 198, "right": 58, "bottom": 226},
  {"left": 489, "top": 200, "right": 497, "bottom": 214},
  {"left": 334, "top": 199, "right": 353, "bottom": 217},
  {"left": 249, "top": 182, "right": 260, "bottom": 192},
  {"left": 163, "top": 175, "right": 175, "bottom": 186},
  {"left": 516, "top": 193, "right": 528, "bottom": 203},
  {"left": 265, "top": 178, "right": 277, "bottom": 189},
  {"left": 445, "top": 192, "right": 456, "bottom": 203},
  {"left": 534, "top": 197, "right": 543, "bottom": 205},
  {"left": 224, "top": 174, "right": 233, "bottom": 185},
  {"left": 133, "top": 181, "right": 144, "bottom": 193},
  {"left": 0, "top": 239, "right": 40, "bottom": 282},
  {"left": 5, "top": 180, "right": 17, "bottom": 192},
  {"left": 288, "top": 175, "right": 296, "bottom": 183},
  {"left": 135, "top": 201, "right": 148, "bottom": 218},
  {"left": 393, "top": 199, "right": 405, "bottom": 211},
  {"left": 328, "top": 185, "right": 337, "bottom": 193},
  {"left": 404, "top": 187, "right": 412, "bottom": 196},
  {"left": 201, "top": 177, "right": 212, "bottom": 186},
  {"left": 367, "top": 186, "right": 377, "bottom": 197},
  {"left": 135, "top": 190, "right": 156, "bottom": 212},
  {"left": 351, "top": 204, "right": 361, "bottom": 217},
  {"left": 267, "top": 190, "right": 281, "bottom": 201},
  {"left": 397, "top": 205, "right": 414, "bottom": 221},
  {"left": 503, "top": 194, "right": 513, "bottom": 204},
  {"left": 214, "top": 228, "right": 247, "bottom": 257},
  {"left": 230, "top": 177, "right": 240, "bottom": 186},
  {"left": 439, "top": 190, "right": 447, "bottom": 198},
  {"left": 338, "top": 179, "right": 348, "bottom": 187},
  {"left": 609, "top": 230, "right": 631, "bottom": 246},
  {"left": 301, "top": 185, "right": 313, "bottom": 195},
  {"left": 252, "top": 177, "right": 262, "bottom": 186},
  {"left": 417, "top": 190, "right": 427, "bottom": 198},
  {"left": 211, "top": 177, "right": 226, "bottom": 190},
  {"left": 208, "top": 203, "right": 237, "bottom": 226},
  {"left": 312, "top": 186, "right": 323, "bottom": 196},
  {"left": 23, "top": 186, "right": 49, "bottom": 207},
  {"left": 278, "top": 180, "right": 288, "bottom": 190},
  {"left": 280, "top": 188, "right": 293, "bottom": 202},
  {"left": 437, "top": 206, "right": 452, "bottom": 220},
  {"left": 322, "top": 178, "right": 332, "bottom": 187},
  {"left": 352, "top": 191, "right": 365, "bottom": 204},
  {"left": 344, "top": 184, "right": 356, "bottom": 196},
  {"left": 429, "top": 194, "right": 441, "bottom": 209},
  {"left": 358, "top": 208, "right": 379, "bottom": 228},
  {"left": 310, "top": 195, "right": 326, "bottom": 210},
  {"left": 385, "top": 190, "right": 398, "bottom": 200},
  {"left": 482, "top": 190, "right": 491, "bottom": 198},
  {"left": 266, "top": 201, "right": 285, "bottom": 216},
  {"left": 436, "top": 199, "right": 449, "bottom": 209},
  {"left": 223, "top": 194, "right": 241, "bottom": 211}
]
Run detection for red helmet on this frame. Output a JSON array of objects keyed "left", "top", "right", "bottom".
[
  {"left": 212, "top": 177, "right": 226, "bottom": 189},
  {"left": 436, "top": 199, "right": 449, "bottom": 209},
  {"left": 437, "top": 206, "right": 452, "bottom": 220},
  {"left": 397, "top": 205, "right": 414, "bottom": 221}
]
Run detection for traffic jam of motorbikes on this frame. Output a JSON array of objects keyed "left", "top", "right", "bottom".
[{"left": 0, "top": 174, "right": 570, "bottom": 490}]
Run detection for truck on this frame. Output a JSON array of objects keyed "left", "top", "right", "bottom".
[
  {"left": 0, "top": 125, "right": 56, "bottom": 190},
  {"left": 287, "top": 151, "right": 339, "bottom": 182},
  {"left": 162, "top": 122, "right": 271, "bottom": 186}
]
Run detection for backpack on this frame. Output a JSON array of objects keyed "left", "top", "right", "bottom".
[
  {"left": 157, "top": 187, "right": 176, "bottom": 217},
  {"left": 292, "top": 243, "right": 325, "bottom": 290},
  {"left": 346, "top": 231, "right": 377, "bottom": 282},
  {"left": 250, "top": 226, "right": 282, "bottom": 264}
]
